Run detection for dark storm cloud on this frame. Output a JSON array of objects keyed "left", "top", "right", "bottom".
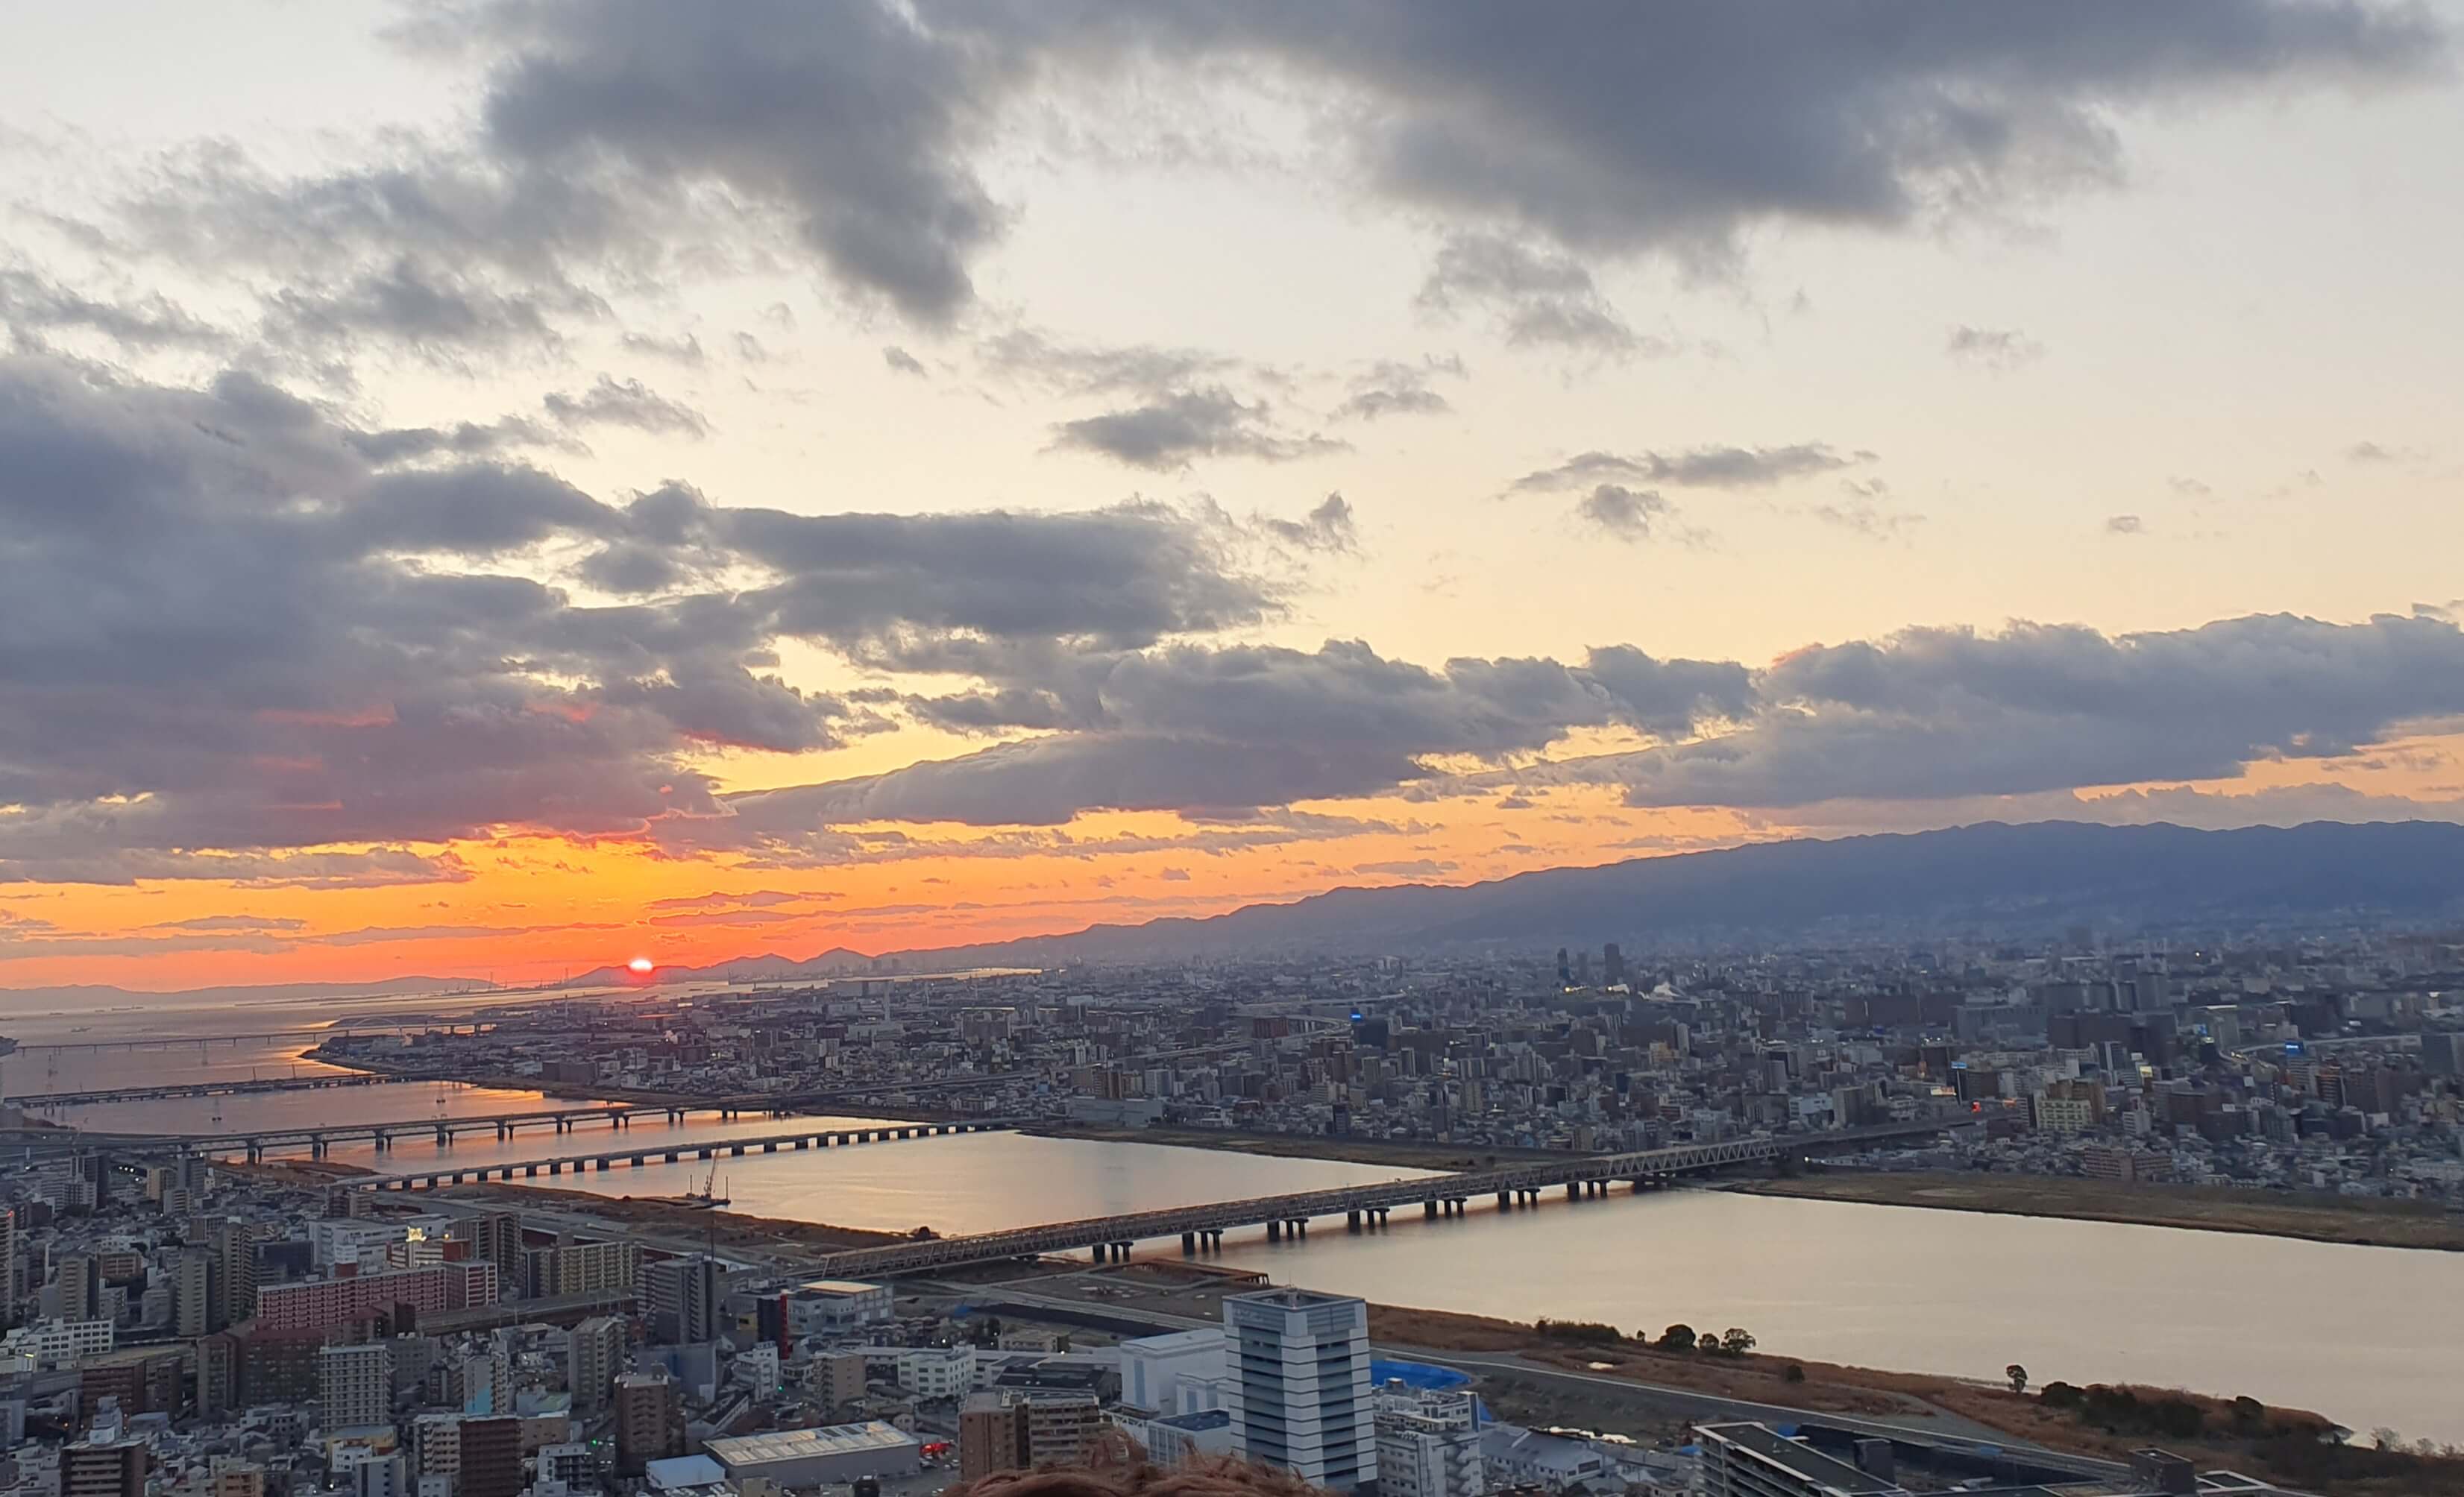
[
  {"left": 1561, "top": 613, "right": 2464, "bottom": 810},
  {"left": 0, "top": 355, "right": 1274, "bottom": 882},
  {"left": 1049, "top": 388, "right": 1345, "bottom": 470},
  {"left": 1512, "top": 444, "right": 1867, "bottom": 492}
]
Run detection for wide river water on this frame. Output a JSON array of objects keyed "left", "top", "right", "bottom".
[{"left": 19, "top": 1041, "right": 2464, "bottom": 1444}]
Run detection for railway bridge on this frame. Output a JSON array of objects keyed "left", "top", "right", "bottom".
[
  {"left": 351, "top": 1118, "right": 1019, "bottom": 1190},
  {"left": 799, "top": 1120, "right": 1964, "bottom": 1277}
]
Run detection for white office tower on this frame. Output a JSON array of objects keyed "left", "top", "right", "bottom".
[
  {"left": 1223, "top": 1288, "right": 1375, "bottom": 1492},
  {"left": 1374, "top": 1387, "right": 1483, "bottom": 1497}
]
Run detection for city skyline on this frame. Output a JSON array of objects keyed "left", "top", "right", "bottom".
[{"left": 7, "top": 2, "right": 2464, "bottom": 989}]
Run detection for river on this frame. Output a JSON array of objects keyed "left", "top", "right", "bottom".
[
  {"left": 521, "top": 1127, "right": 2464, "bottom": 1444},
  {"left": 13, "top": 1052, "right": 2462, "bottom": 1444}
]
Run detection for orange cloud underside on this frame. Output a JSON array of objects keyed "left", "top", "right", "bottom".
[{"left": 5, "top": 730, "right": 2460, "bottom": 992}]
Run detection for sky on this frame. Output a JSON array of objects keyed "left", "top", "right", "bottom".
[{"left": 4, "top": 1, "right": 2464, "bottom": 992}]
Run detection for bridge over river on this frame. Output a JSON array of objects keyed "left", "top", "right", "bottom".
[{"left": 799, "top": 1120, "right": 1964, "bottom": 1278}]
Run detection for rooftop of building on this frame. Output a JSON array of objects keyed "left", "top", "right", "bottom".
[
  {"left": 1119, "top": 1327, "right": 1225, "bottom": 1352},
  {"left": 1694, "top": 1422, "right": 1907, "bottom": 1496},
  {"left": 792, "top": 1279, "right": 888, "bottom": 1297},
  {"left": 641, "top": 1454, "right": 726, "bottom": 1491},
  {"left": 1224, "top": 1288, "right": 1363, "bottom": 1311},
  {"left": 704, "top": 1420, "right": 919, "bottom": 1467}
]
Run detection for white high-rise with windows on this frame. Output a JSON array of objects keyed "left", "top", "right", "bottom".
[{"left": 1223, "top": 1288, "right": 1375, "bottom": 1492}]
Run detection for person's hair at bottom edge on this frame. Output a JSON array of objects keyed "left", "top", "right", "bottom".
[{"left": 945, "top": 1433, "right": 1328, "bottom": 1497}]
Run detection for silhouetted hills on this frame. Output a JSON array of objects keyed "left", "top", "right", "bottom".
[{"left": 893, "top": 819, "right": 2464, "bottom": 962}]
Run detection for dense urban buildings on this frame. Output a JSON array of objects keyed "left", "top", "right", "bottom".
[{"left": 1, "top": 930, "right": 2452, "bottom": 1497}]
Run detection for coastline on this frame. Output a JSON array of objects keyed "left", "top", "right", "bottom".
[{"left": 1731, "top": 1169, "right": 2464, "bottom": 1251}]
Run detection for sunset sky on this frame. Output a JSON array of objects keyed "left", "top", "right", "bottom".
[{"left": 5, "top": 1, "right": 2464, "bottom": 992}]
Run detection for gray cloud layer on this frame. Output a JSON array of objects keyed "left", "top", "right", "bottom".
[
  {"left": 0, "top": 355, "right": 1272, "bottom": 882},
  {"left": 1534, "top": 613, "right": 2464, "bottom": 810},
  {"left": 75, "top": 0, "right": 2436, "bottom": 350},
  {"left": 12, "top": 352, "right": 2463, "bottom": 878}
]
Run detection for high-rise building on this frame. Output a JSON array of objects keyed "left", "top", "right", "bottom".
[
  {"left": 643, "top": 1255, "right": 721, "bottom": 1344},
  {"left": 57, "top": 1253, "right": 98, "bottom": 1323},
  {"left": 1374, "top": 1388, "right": 1483, "bottom": 1497},
  {"left": 209, "top": 1220, "right": 257, "bottom": 1331},
  {"left": 456, "top": 1416, "right": 523, "bottom": 1497},
  {"left": 568, "top": 1316, "right": 626, "bottom": 1414},
  {"left": 613, "top": 1371, "right": 683, "bottom": 1475},
  {"left": 448, "top": 1214, "right": 526, "bottom": 1292},
  {"left": 254, "top": 1261, "right": 497, "bottom": 1334},
  {"left": 320, "top": 1341, "right": 394, "bottom": 1431},
  {"left": 524, "top": 1240, "right": 638, "bottom": 1300},
  {"left": 174, "top": 1247, "right": 212, "bottom": 1338},
  {"left": 76, "top": 1349, "right": 187, "bottom": 1419},
  {"left": 1222, "top": 1288, "right": 1375, "bottom": 1491},
  {"left": 1022, "top": 1393, "right": 1103, "bottom": 1469},
  {"left": 63, "top": 1440, "right": 148, "bottom": 1497},
  {"left": 1602, "top": 944, "right": 1626, "bottom": 988},
  {"left": 453, "top": 1345, "right": 511, "bottom": 1415},
  {"left": 957, "top": 1388, "right": 1099, "bottom": 1478},
  {"left": 958, "top": 1393, "right": 1025, "bottom": 1482},
  {"left": 805, "top": 1349, "right": 868, "bottom": 1411},
  {"left": 412, "top": 1414, "right": 464, "bottom": 1493},
  {"left": 0, "top": 1206, "right": 16, "bottom": 1324}
]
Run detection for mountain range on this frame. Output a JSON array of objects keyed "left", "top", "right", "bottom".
[
  {"left": 14, "top": 820, "right": 2464, "bottom": 1006},
  {"left": 575, "top": 818, "right": 2464, "bottom": 980}
]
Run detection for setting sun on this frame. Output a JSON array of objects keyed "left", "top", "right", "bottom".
[{"left": 627, "top": 956, "right": 655, "bottom": 974}]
